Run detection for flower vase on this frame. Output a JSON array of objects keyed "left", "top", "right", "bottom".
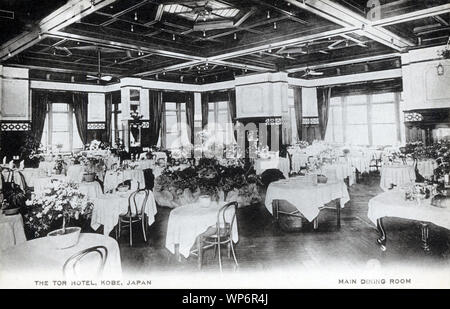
[{"left": 47, "top": 226, "right": 81, "bottom": 249}]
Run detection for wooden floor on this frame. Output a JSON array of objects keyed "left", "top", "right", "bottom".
[{"left": 116, "top": 175, "right": 450, "bottom": 273}]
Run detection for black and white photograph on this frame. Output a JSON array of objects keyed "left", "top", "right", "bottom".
[{"left": 0, "top": 0, "right": 450, "bottom": 290}]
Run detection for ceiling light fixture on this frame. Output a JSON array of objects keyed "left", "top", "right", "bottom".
[
  {"left": 180, "top": 76, "right": 184, "bottom": 82},
  {"left": 90, "top": 0, "right": 95, "bottom": 8},
  {"left": 203, "top": 31, "right": 206, "bottom": 37},
  {"left": 131, "top": 25, "right": 134, "bottom": 32},
  {"left": 8, "top": 51, "right": 11, "bottom": 57},
  {"left": 134, "top": 12, "right": 138, "bottom": 21},
  {"left": 234, "top": 33, "right": 237, "bottom": 40},
  {"left": 267, "top": 11, "right": 270, "bottom": 19},
  {"left": 273, "top": 22, "right": 277, "bottom": 29},
  {"left": 38, "top": 33, "right": 42, "bottom": 39},
  {"left": 172, "top": 34, "right": 176, "bottom": 41}
]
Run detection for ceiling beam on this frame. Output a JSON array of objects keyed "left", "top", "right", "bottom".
[
  {"left": 285, "top": 52, "right": 401, "bottom": 73},
  {"left": 370, "top": 4, "right": 450, "bottom": 27},
  {"left": 285, "top": 0, "right": 415, "bottom": 51},
  {"left": 0, "top": 0, "right": 120, "bottom": 60}
]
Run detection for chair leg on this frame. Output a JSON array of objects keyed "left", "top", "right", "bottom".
[
  {"left": 129, "top": 217, "right": 133, "bottom": 247},
  {"left": 213, "top": 244, "right": 218, "bottom": 258},
  {"left": 218, "top": 242, "right": 222, "bottom": 272},
  {"left": 230, "top": 241, "right": 239, "bottom": 269},
  {"left": 227, "top": 243, "right": 231, "bottom": 259},
  {"left": 118, "top": 220, "right": 121, "bottom": 240},
  {"left": 142, "top": 217, "right": 147, "bottom": 243}
]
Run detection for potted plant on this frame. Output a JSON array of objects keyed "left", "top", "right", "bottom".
[
  {"left": 23, "top": 182, "right": 93, "bottom": 246},
  {"left": 82, "top": 158, "right": 96, "bottom": 182},
  {"left": 1, "top": 173, "right": 27, "bottom": 215}
]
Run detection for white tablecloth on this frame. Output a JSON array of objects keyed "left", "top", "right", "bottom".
[
  {"left": 0, "top": 233, "right": 122, "bottom": 278},
  {"left": 103, "top": 169, "right": 145, "bottom": 193},
  {"left": 254, "top": 157, "right": 290, "bottom": 178},
  {"left": 66, "top": 165, "right": 84, "bottom": 183},
  {"left": 78, "top": 181, "right": 103, "bottom": 199},
  {"left": 165, "top": 202, "right": 238, "bottom": 258},
  {"left": 347, "top": 156, "right": 371, "bottom": 173},
  {"left": 91, "top": 190, "right": 157, "bottom": 235},
  {"left": 0, "top": 213, "right": 26, "bottom": 250},
  {"left": 379, "top": 165, "right": 416, "bottom": 191},
  {"left": 290, "top": 153, "right": 309, "bottom": 172},
  {"left": 33, "top": 175, "right": 67, "bottom": 194},
  {"left": 416, "top": 160, "right": 436, "bottom": 179},
  {"left": 38, "top": 161, "right": 55, "bottom": 173},
  {"left": 368, "top": 190, "right": 450, "bottom": 230},
  {"left": 135, "top": 160, "right": 154, "bottom": 170},
  {"left": 265, "top": 178, "right": 350, "bottom": 221},
  {"left": 322, "top": 162, "right": 355, "bottom": 186}
]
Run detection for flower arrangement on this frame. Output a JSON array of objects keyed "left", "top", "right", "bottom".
[{"left": 23, "top": 182, "right": 93, "bottom": 238}]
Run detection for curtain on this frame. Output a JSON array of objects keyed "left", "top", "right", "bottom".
[
  {"left": 293, "top": 87, "right": 303, "bottom": 142},
  {"left": 31, "top": 90, "right": 49, "bottom": 143},
  {"left": 317, "top": 87, "right": 332, "bottom": 140},
  {"left": 227, "top": 89, "right": 237, "bottom": 141},
  {"left": 149, "top": 90, "right": 163, "bottom": 146},
  {"left": 105, "top": 93, "right": 112, "bottom": 144},
  {"left": 201, "top": 92, "right": 209, "bottom": 129},
  {"left": 185, "top": 92, "right": 195, "bottom": 144},
  {"left": 72, "top": 93, "right": 88, "bottom": 145}
]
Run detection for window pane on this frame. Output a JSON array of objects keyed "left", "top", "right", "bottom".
[
  {"left": 166, "top": 102, "right": 177, "bottom": 111},
  {"left": 346, "top": 125, "right": 369, "bottom": 145},
  {"left": 372, "top": 103, "right": 395, "bottom": 123},
  {"left": 72, "top": 116, "right": 83, "bottom": 149},
  {"left": 218, "top": 110, "right": 229, "bottom": 124},
  {"left": 40, "top": 115, "right": 49, "bottom": 147},
  {"left": 372, "top": 93, "right": 395, "bottom": 103},
  {"left": 331, "top": 105, "right": 343, "bottom": 125},
  {"left": 166, "top": 113, "right": 178, "bottom": 133},
  {"left": 52, "top": 103, "right": 68, "bottom": 112},
  {"left": 290, "top": 107, "right": 298, "bottom": 142},
  {"left": 346, "top": 95, "right": 366, "bottom": 105},
  {"left": 347, "top": 105, "right": 367, "bottom": 124},
  {"left": 218, "top": 101, "right": 228, "bottom": 110},
  {"left": 372, "top": 124, "right": 397, "bottom": 146},
  {"left": 52, "top": 113, "right": 69, "bottom": 132},
  {"left": 52, "top": 132, "right": 70, "bottom": 151}
]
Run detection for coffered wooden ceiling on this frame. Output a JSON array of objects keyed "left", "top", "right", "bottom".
[{"left": 1, "top": 0, "right": 449, "bottom": 84}]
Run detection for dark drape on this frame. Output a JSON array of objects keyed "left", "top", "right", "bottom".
[
  {"left": 185, "top": 92, "right": 195, "bottom": 144},
  {"left": 149, "top": 90, "right": 163, "bottom": 146},
  {"left": 105, "top": 93, "right": 113, "bottom": 144},
  {"left": 293, "top": 87, "right": 303, "bottom": 141},
  {"left": 227, "top": 89, "right": 237, "bottom": 140},
  {"left": 31, "top": 90, "right": 49, "bottom": 143},
  {"left": 72, "top": 93, "right": 88, "bottom": 145},
  {"left": 201, "top": 92, "right": 209, "bottom": 129},
  {"left": 317, "top": 87, "right": 332, "bottom": 140}
]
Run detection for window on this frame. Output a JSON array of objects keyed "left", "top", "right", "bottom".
[
  {"left": 41, "top": 103, "right": 83, "bottom": 152},
  {"left": 325, "top": 92, "right": 400, "bottom": 146},
  {"left": 161, "top": 102, "right": 190, "bottom": 150},
  {"left": 206, "top": 101, "right": 234, "bottom": 146},
  {"left": 111, "top": 101, "right": 123, "bottom": 147},
  {"left": 287, "top": 88, "right": 298, "bottom": 143}
]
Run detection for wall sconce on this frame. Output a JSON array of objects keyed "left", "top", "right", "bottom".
[{"left": 437, "top": 63, "right": 444, "bottom": 76}]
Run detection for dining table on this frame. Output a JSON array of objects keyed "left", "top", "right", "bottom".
[
  {"left": 368, "top": 189, "right": 450, "bottom": 252},
  {"left": 379, "top": 164, "right": 416, "bottom": 191},
  {"left": 165, "top": 200, "right": 238, "bottom": 261},
  {"left": 254, "top": 156, "right": 290, "bottom": 178},
  {"left": 265, "top": 177, "right": 350, "bottom": 227},
  {"left": 0, "top": 213, "right": 27, "bottom": 250},
  {"left": 90, "top": 189, "right": 158, "bottom": 236},
  {"left": 33, "top": 174, "right": 67, "bottom": 194},
  {"left": 0, "top": 233, "right": 122, "bottom": 279},
  {"left": 103, "top": 169, "right": 145, "bottom": 193}
]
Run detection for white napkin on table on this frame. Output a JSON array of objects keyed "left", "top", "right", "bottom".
[
  {"left": 8, "top": 160, "right": 14, "bottom": 169},
  {"left": 19, "top": 160, "right": 25, "bottom": 170},
  {"left": 2, "top": 157, "right": 6, "bottom": 165}
]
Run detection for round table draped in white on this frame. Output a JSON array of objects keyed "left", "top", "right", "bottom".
[
  {"left": 0, "top": 233, "right": 122, "bottom": 278},
  {"left": 322, "top": 162, "right": 355, "bottom": 186},
  {"left": 78, "top": 181, "right": 103, "bottom": 199},
  {"left": 165, "top": 201, "right": 238, "bottom": 258},
  {"left": 265, "top": 178, "right": 350, "bottom": 221},
  {"left": 90, "top": 190, "right": 158, "bottom": 236},
  {"left": 0, "top": 213, "right": 27, "bottom": 250},
  {"left": 254, "top": 157, "right": 290, "bottom": 178},
  {"left": 33, "top": 175, "right": 67, "bottom": 194},
  {"left": 347, "top": 156, "right": 371, "bottom": 173},
  {"left": 379, "top": 165, "right": 416, "bottom": 191},
  {"left": 290, "top": 152, "right": 309, "bottom": 172},
  {"left": 103, "top": 169, "right": 145, "bottom": 192},
  {"left": 66, "top": 165, "right": 84, "bottom": 183},
  {"left": 416, "top": 159, "right": 437, "bottom": 179}
]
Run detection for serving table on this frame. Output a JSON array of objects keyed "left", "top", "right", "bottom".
[
  {"left": 379, "top": 164, "right": 416, "bottom": 191},
  {"left": 90, "top": 190, "right": 157, "bottom": 236},
  {"left": 165, "top": 201, "right": 238, "bottom": 263},
  {"left": 0, "top": 213, "right": 26, "bottom": 250},
  {"left": 265, "top": 178, "right": 350, "bottom": 230},
  {"left": 368, "top": 190, "right": 450, "bottom": 252},
  {"left": 0, "top": 233, "right": 122, "bottom": 277}
]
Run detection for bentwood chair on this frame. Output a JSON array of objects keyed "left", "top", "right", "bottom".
[
  {"left": 62, "top": 246, "right": 108, "bottom": 278},
  {"left": 190, "top": 201, "right": 239, "bottom": 272},
  {"left": 116, "top": 188, "right": 150, "bottom": 246}
]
